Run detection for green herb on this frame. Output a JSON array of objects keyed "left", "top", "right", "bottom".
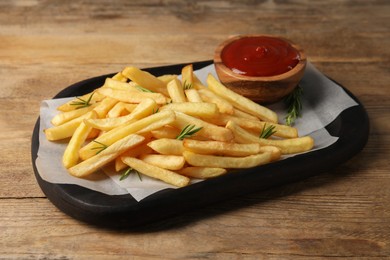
[
  {"left": 153, "top": 107, "right": 159, "bottom": 114},
  {"left": 183, "top": 80, "right": 193, "bottom": 90},
  {"left": 119, "top": 167, "right": 142, "bottom": 181},
  {"left": 284, "top": 85, "right": 303, "bottom": 126},
  {"left": 135, "top": 85, "right": 154, "bottom": 93},
  {"left": 91, "top": 140, "right": 108, "bottom": 154},
  {"left": 70, "top": 92, "right": 95, "bottom": 109},
  {"left": 176, "top": 124, "right": 203, "bottom": 140},
  {"left": 259, "top": 124, "right": 276, "bottom": 139}
]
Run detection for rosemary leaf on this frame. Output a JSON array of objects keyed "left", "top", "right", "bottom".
[
  {"left": 176, "top": 124, "right": 203, "bottom": 140},
  {"left": 91, "top": 140, "right": 108, "bottom": 154},
  {"left": 135, "top": 85, "right": 154, "bottom": 93},
  {"left": 183, "top": 80, "right": 193, "bottom": 90},
  {"left": 259, "top": 124, "right": 277, "bottom": 139},
  {"left": 70, "top": 92, "right": 95, "bottom": 109},
  {"left": 284, "top": 85, "right": 303, "bottom": 126}
]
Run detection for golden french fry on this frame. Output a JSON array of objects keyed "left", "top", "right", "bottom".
[
  {"left": 232, "top": 108, "right": 259, "bottom": 121},
  {"left": 167, "top": 78, "right": 187, "bottom": 102},
  {"left": 181, "top": 64, "right": 194, "bottom": 89},
  {"left": 206, "top": 113, "right": 298, "bottom": 139},
  {"left": 183, "top": 151, "right": 272, "bottom": 168},
  {"left": 121, "top": 156, "right": 190, "bottom": 187},
  {"left": 115, "top": 142, "right": 154, "bottom": 171},
  {"left": 44, "top": 111, "right": 93, "bottom": 141},
  {"left": 147, "top": 138, "right": 184, "bottom": 155},
  {"left": 68, "top": 134, "right": 145, "bottom": 178},
  {"left": 111, "top": 72, "right": 128, "bottom": 82},
  {"left": 51, "top": 104, "right": 96, "bottom": 126},
  {"left": 84, "top": 98, "right": 157, "bottom": 131},
  {"left": 150, "top": 126, "right": 180, "bottom": 139},
  {"left": 197, "top": 88, "right": 234, "bottom": 115},
  {"left": 157, "top": 74, "right": 178, "bottom": 84},
  {"left": 185, "top": 88, "right": 203, "bottom": 102},
  {"left": 121, "top": 66, "right": 169, "bottom": 96},
  {"left": 98, "top": 87, "right": 167, "bottom": 105},
  {"left": 160, "top": 102, "right": 218, "bottom": 118},
  {"left": 258, "top": 145, "right": 282, "bottom": 161},
  {"left": 107, "top": 102, "right": 129, "bottom": 118},
  {"left": 93, "top": 97, "right": 119, "bottom": 118},
  {"left": 171, "top": 111, "right": 234, "bottom": 142},
  {"left": 183, "top": 139, "right": 262, "bottom": 157},
  {"left": 177, "top": 167, "right": 227, "bottom": 179},
  {"left": 139, "top": 154, "right": 186, "bottom": 171},
  {"left": 79, "top": 110, "right": 176, "bottom": 160},
  {"left": 207, "top": 74, "right": 278, "bottom": 123},
  {"left": 63, "top": 111, "right": 97, "bottom": 168},
  {"left": 57, "top": 91, "right": 105, "bottom": 112},
  {"left": 103, "top": 78, "right": 138, "bottom": 91},
  {"left": 226, "top": 120, "right": 314, "bottom": 154}
]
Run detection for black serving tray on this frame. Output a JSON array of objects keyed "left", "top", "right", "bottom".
[{"left": 31, "top": 60, "right": 369, "bottom": 228}]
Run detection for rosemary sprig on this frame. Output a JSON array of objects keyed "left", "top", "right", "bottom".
[
  {"left": 119, "top": 167, "right": 142, "bottom": 181},
  {"left": 176, "top": 124, "right": 203, "bottom": 140},
  {"left": 284, "top": 85, "right": 303, "bottom": 126},
  {"left": 70, "top": 92, "right": 95, "bottom": 109},
  {"left": 153, "top": 107, "right": 159, "bottom": 114},
  {"left": 91, "top": 140, "right": 108, "bottom": 154},
  {"left": 135, "top": 85, "right": 154, "bottom": 93},
  {"left": 183, "top": 80, "right": 193, "bottom": 90},
  {"left": 259, "top": 124, "right": 276, "bottom": 139}
]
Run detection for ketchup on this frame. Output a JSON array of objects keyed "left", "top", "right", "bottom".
[{"left": 221, "top": 36, "right": 301, "bottom": 77}]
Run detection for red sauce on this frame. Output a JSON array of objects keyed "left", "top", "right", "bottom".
[{"left": 221, "top": 36, "right": 301, "bottom": 77}]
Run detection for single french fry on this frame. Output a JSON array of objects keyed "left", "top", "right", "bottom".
[
  {"left": 115, "top": 142, "right": 154, "bottom": 171},
  {"left": 150, "top": 126, "right": 180, "bottom": 139},
  {"left": 160, "top": 102, "right": 219, "bottom": 118},
  {"left": 63, "top": 111, "right": 97, "bottom": 168},
  {"left": 44, "top": 111, "right": 93, "bottom": 141},
  {"left": 68, "top": 134, "right": 145, "bottom": 178},
  {"left": 183, "top": 150, "right": 272, "bottom": 169},
  {"left": 51, "top": 104, "right": 96, "bottom": 126},
  {"left": 111, "top": 72, "right": 128, "bottom": 82},
  {"left": 258, "top": 145, "right": 282, "bottom": 161},
  {"left": 123, "top": 103, "right": 138, "bottom": 113},
  {"left": 107, "top": 102, "right": 129, "bottom": 118},
  {"left": 103, "top": 78, "right": 138, "bottom": 91},
  {"left": 84, "top": 98, "right": 157, "bottom": 131},
  {"left": 181, "top": 64, "right": 194, "bottom": 89},
  {"left": 147, "top": 138, "right": 184, "bottom": 155},
  {"left": 93, "top": 97, "right": 119, "bottom": 118},
  {"left": 183, "top": 139, "right": 262, "bottom": 157},
  {"left": 57, "top": 91, "right": 105, "bottom": 112},
  {"left": 167, "top": 78, "right": 187, "bottom": 103},
  {"left": 197, "top": 88, "right": 234, "bottom": 115},
  {"left": 121, "top": 66, "right": 169, "bottom": 96},
  {"left": 157, "top": 74, "right": 178, "bottom": 84},
  {"left": 232, "top": 108, "right": 259, "bottom": 121},
  {"left": 98, "top": 87, "right": 167, "bottom": 105},
  {"left": 139, "top": 154, "right": 186, "bottom": 171},
  {"left": 185, "top": 88, "right": 203, "bottom": 102},
  {"left": 207, "top": 74, "right": 278, "bottom": 123},
  {"left": 121, "top": 156, "right": 190, "bottom": 187},
  {"left": 79, "top": 110, "right": 176, "bottom": 160},
  {"left": 226, "top": 121, "right": 314, "bottom": 154},
  {"left": 206, "top": 113, "right": 298, "bottom": 139},
  {"left": 177, "top": 167, "right": 227, "bottom": 179},
  {"left": 171, "top": 112, "right": 234, "bottom": 142}
]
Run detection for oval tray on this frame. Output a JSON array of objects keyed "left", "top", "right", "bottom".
[{"left": 31, "top": 60, "right": 369, "bottom": 228}]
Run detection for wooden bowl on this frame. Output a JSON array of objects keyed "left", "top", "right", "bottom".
[{"left": 214, "top": 35, "right": 307, "bottom": 104}]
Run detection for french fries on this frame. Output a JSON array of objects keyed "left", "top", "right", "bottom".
[{"left": 44, "top": 63, "right": 315, "bottom": 188}]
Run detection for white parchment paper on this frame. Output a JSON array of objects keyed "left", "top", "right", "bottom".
[{"left": 35, "top": 62, "right": 358, "bottom": 201}]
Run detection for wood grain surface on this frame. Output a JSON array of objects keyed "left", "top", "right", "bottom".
[{"left": 1, "top": 0, "right": 389, "bottom": 259}]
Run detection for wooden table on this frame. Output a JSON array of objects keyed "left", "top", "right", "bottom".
[{"left": 1, "top": 1, "right": 389, "bottom": 259}]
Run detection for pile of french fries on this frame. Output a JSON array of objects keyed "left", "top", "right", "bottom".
[{"left": 44, "top": 64, "right": 314, "bottom": 187}]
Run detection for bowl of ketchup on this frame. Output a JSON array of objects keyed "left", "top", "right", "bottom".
[{"left": 214, "top": 35, "right": 306, "bottom": 103}]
